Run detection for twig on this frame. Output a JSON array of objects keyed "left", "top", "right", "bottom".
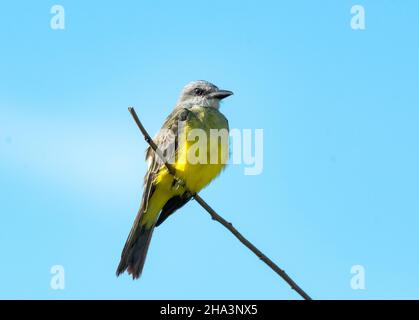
[{"left": 128, "top": 106, "right": 312, "bottom": 300}]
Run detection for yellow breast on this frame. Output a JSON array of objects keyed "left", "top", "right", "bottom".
[{"left": 174, "top": 106, "right": 229, "bottom": 193}]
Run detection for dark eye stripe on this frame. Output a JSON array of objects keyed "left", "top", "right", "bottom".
[{"left": 194, "top": 88, "right": 205, "bottom": 96}]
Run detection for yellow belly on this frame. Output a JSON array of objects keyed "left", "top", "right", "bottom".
[{"left": 175, "top": 144, "right": 227, "bottom": 193}]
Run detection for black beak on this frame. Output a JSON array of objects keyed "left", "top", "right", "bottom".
[{"left": 208, "top": 89, "right": 234, "bottom": 100}]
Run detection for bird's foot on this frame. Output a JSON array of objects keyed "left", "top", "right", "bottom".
[{"left": 173, "top": 177, "right": 186, "bottom": 190}]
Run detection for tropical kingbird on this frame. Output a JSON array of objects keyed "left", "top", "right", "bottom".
[{"left": 116, "top": 80, "right": 233, "bottom": 279}]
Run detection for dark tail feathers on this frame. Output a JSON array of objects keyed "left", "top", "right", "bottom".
[{"left": 116, "top": 224, "right": 154, "bottom": 279}]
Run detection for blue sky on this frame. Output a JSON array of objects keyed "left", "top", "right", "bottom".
[{"left": 1, "top": 0, "right": 419, "bottom": 299}]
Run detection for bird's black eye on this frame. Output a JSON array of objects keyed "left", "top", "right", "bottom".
[{"left": 193, "top": 88, "right": 205, "bottom": 96}]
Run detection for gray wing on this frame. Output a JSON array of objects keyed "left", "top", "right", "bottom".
[
  {"left": 116, "top": 108, "right": 191, "bottom": 277},
  {"left": 141, "top": 107, "right": 190, "bottom": 212}
]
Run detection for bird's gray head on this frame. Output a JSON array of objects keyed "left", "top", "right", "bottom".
[{"left": 177, "top": 80, "right": 233, "bottom": 109}]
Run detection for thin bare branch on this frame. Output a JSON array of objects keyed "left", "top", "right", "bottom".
[{"left": 128, "top": 106, "right": 312, "bottom": 300}]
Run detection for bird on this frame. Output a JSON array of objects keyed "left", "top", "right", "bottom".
[{"left": 116, "top": 80, "right": 233, "bottom": 279}]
